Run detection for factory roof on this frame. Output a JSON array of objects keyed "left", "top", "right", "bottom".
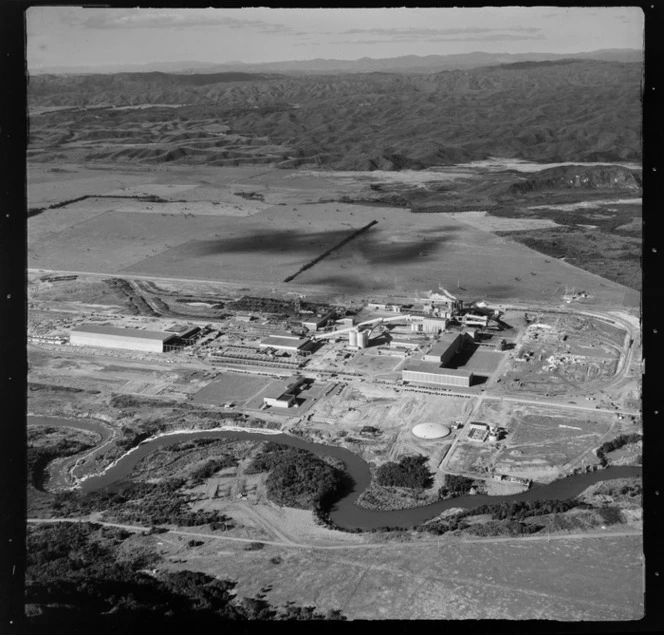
[
  {"left": 261, "top": 335, "right": 310, "bottom": 349},
  {"left": 403, "top": 361, "right": 473, "bottom": 377},
  {"left": 262, "top": 376, "right": 306, "bottom": 399},
  {"left": 427, "top": 335, "right": 461, "bottom": 356},
  {"left": 71, "top": 324, "right": 176, "bottom": 342}
]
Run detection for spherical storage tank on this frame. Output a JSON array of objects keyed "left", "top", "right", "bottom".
[{"left": 411, "top": 422, "right": 451, "bottom": 439}]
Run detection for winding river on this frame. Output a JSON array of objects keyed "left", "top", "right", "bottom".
[{"left": 29, "top": 416, "right": 641, "bottom": 531}]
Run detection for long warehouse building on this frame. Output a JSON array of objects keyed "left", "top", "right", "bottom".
[
  {"left": 403, "top": 361, "right": 474, "bottom": 387},
  {"left": 70, "top": 324, "right": 178, "bottom": 353}
]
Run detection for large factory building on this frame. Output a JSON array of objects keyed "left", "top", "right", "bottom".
[
  {"left": 423, "top": 333, "right": 463, "bottom": 365},
  {"left": 69, "top": 324, "right": 178, "bottom": 353},
  {"left": 402, "top": 362, "right": 473, "bottom": 387},
  {"left": 260, "top": 334, "right": 313, "bottom": 355},
  {"left": 262, "top": 376, "right": 307, "bottom": 408}
]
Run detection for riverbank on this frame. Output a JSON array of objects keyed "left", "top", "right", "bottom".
[{"left": 29, "top": 416, "right": 642, "bottom": 533}]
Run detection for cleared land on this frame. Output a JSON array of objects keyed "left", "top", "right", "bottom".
[
  {"left": 159, "top": 532, "right": 643, "bottom": 620},
  {"left": 28, "top": 170, "right": 637, "bottom": 307},
  {"left": 193, "top": 373, "right": 273, "bottom": 406}
]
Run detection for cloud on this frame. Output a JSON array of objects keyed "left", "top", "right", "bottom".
[
  {"left": 338, "top": 26, "right": 541, "bottom": 37},
  {"left": 82, "top": 10, "right": 293, "bottom": 33},
  {"left": 327, "top": 33, "right": 542, "bottom": 45}
]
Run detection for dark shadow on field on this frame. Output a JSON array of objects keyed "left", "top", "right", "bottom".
[
  {"left": 187, "top": 224, "right": 460, "bottom": 266},
  {"left": 301, "top": 275, "right": 376, "bottom": 293}
]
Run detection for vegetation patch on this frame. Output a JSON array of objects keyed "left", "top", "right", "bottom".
[
  {"left": 375, "top": 455, "right": 433, "bottom": 490},
  {"left": 246, "top": 442, "right": 345, "bottom": 510},
  {"left": 496, "top": 226, "right": 641, "bottom": 290},
  {"left": 595, "top": 433, "right": 642, "bottom": 467},
  {"left": 50, "top": 479, "right": 233, "bottom": 528},
  {"left": 438, "top": 474, "right": 476, "bottom": 499},
  {"left": 26, "top": 522, "right": 346, "bottom": 624}
]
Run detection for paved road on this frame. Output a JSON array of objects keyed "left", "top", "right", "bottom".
[{"left": 27, "top": 517, "right": 641, "bottom": 550}]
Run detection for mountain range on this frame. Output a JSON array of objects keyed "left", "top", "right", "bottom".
[{"left": 30, "top": 48, "right": 642, "bottom": 76}]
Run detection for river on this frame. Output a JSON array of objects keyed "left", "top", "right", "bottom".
[{"left": 28, "top": 416, "right": 641, "bottom": 531}]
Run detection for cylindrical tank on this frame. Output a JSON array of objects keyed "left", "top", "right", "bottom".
[
  {"left": 348, "top": 329, "right": 358, "bottom": 347},
  {"left": 357, "top": 330, "right": 369, "bottom": 348}
]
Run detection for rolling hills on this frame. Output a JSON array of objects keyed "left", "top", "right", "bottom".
[{"left": 28, "top": 60, "right": 642, "bottom": 170}]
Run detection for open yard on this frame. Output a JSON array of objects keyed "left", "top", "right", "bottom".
[
  {"left": 158, "top": 531, "right": 643, "bottom": 620},
  {"left": 28, "top": 165, "right": 639, "bottom": 308},
  {"left": 193, "top": 373, "right": 273, "bottom": 406},
  {"left": 452, "top": 399, "right": 617, "bottom": 481}
]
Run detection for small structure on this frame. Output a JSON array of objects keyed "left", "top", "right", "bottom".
[
  {"left": 467, "top": 421, "right": 490, "bottom": 442},
  {"left": 69, "top": 324, "right": 178, "bottom": 353}
]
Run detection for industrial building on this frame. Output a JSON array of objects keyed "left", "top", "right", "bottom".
[
  {"left": 348, "top": 329, "right": 369, "bottom": 349},
  {"left": 262, "top": 376, "right": 307, "bottom": 408},
  {"left": 402, "top": 362, "right": 473, "bottom": 387},
  {"left": 302, "top": 310, "right": 336, "bottom": 332},
  {"left": 69, "top": 324, "right": 178, "bottom": 353},
  {"left": 411, "top": 317, "right": 448, "bottom": 334},
  {"left": 423, "top": 333, "right": 463, "bottom": 364},
  {"left": 389, "top": 338, "right": 420, "bottom": 350},
  {"left": 259, "top": 334, "right": 313, "bottom": 355}
]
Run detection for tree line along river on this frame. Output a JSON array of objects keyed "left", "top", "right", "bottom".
[{"left": 29, "top": 416, "right": 641, "bottom": 531}]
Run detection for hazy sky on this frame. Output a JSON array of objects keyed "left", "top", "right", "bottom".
[{"left": 27, "top": 7, "right": 644, "bottom": 70}]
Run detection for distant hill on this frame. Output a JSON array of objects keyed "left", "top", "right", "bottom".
[
  {"left": 28, "top": 60, "right": 642, "bottom": 169},
  {"left": 30, "top": 49, "right": 642, "bottom": 76}
]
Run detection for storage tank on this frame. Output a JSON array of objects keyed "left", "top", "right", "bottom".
[
  {"left": 357, "top": 330, "right": 369, "bottom": 349},
  {"left": 412, "top": 423, "right": 451, "bottom": 439},
  {"left": 348, "top": 329, "right": 358, "bottom": 347}
]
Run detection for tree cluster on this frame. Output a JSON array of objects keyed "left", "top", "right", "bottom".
[
  {"left": 375, "top": 455, "right": 433, "bottom": 490},
  {"left": 28, "top": 439, "right": 94, "bottom": 491},
  {"left": 438, "top": 474, "right": 475, "bottom": 499},
  {"left": 51, "top": 479, "right": 233, "bottom": 528},
  {"left": 190, "top": 457, "right": 237, "bottom": 483},
  {"left": 26, "top": 522, "right": 346, "bottom": 625},
  {"left": 246, "top": 443, "right": 344, "bottom": 510},
  {"left": 596, "top": 433, "right": 642, "bottom": 467}
]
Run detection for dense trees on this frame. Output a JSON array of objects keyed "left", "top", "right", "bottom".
[
  {"left": 28, "top": 439, "right": 94, "bottom": 490},
  {"left": 26, "top": 522, "right": 346, "bottom": 624},
  {"left": 420, "top": 499, "right": 589, "bottom": 536},
  {"left": 247, "top": 443, "right": 344, "bottom": 510},
  {"left": 375, "top": 455, "right": 433, "bottom": 490},
  {"left": 190, "top": 457, "right": 237, "bottom": 483},
  {"left": 596, "top": 433, "right": 642, "bottom": 467},
  {"left": 439, "top": 474, "right": 475, "bottom": 498},
  {"left": 51, "top": 479, "right": 233, "bottom": 528}
]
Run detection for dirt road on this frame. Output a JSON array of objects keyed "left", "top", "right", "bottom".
[{"left": 27, "top": 517, "right": 641, "bottom": 550}]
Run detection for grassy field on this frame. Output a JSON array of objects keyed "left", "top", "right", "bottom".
[
  {"left": 160, "top": 532, "right": 643, "bottom": 620},
  {"left": 192, "top": 373, "right": 274, "bottom": 406},
  {"left": 28, "top": 165, "right": 639, "bottom": 308}
]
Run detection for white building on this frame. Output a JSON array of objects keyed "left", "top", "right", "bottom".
[
  {"left": 402, "top": 362, "right": 473, "bottom": 387},
  {"left": 259, "top": 334, "right": 312, "bottom": 355},
  {"left": 69, "top": 324, "right": 178, "bottom": 353}
]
